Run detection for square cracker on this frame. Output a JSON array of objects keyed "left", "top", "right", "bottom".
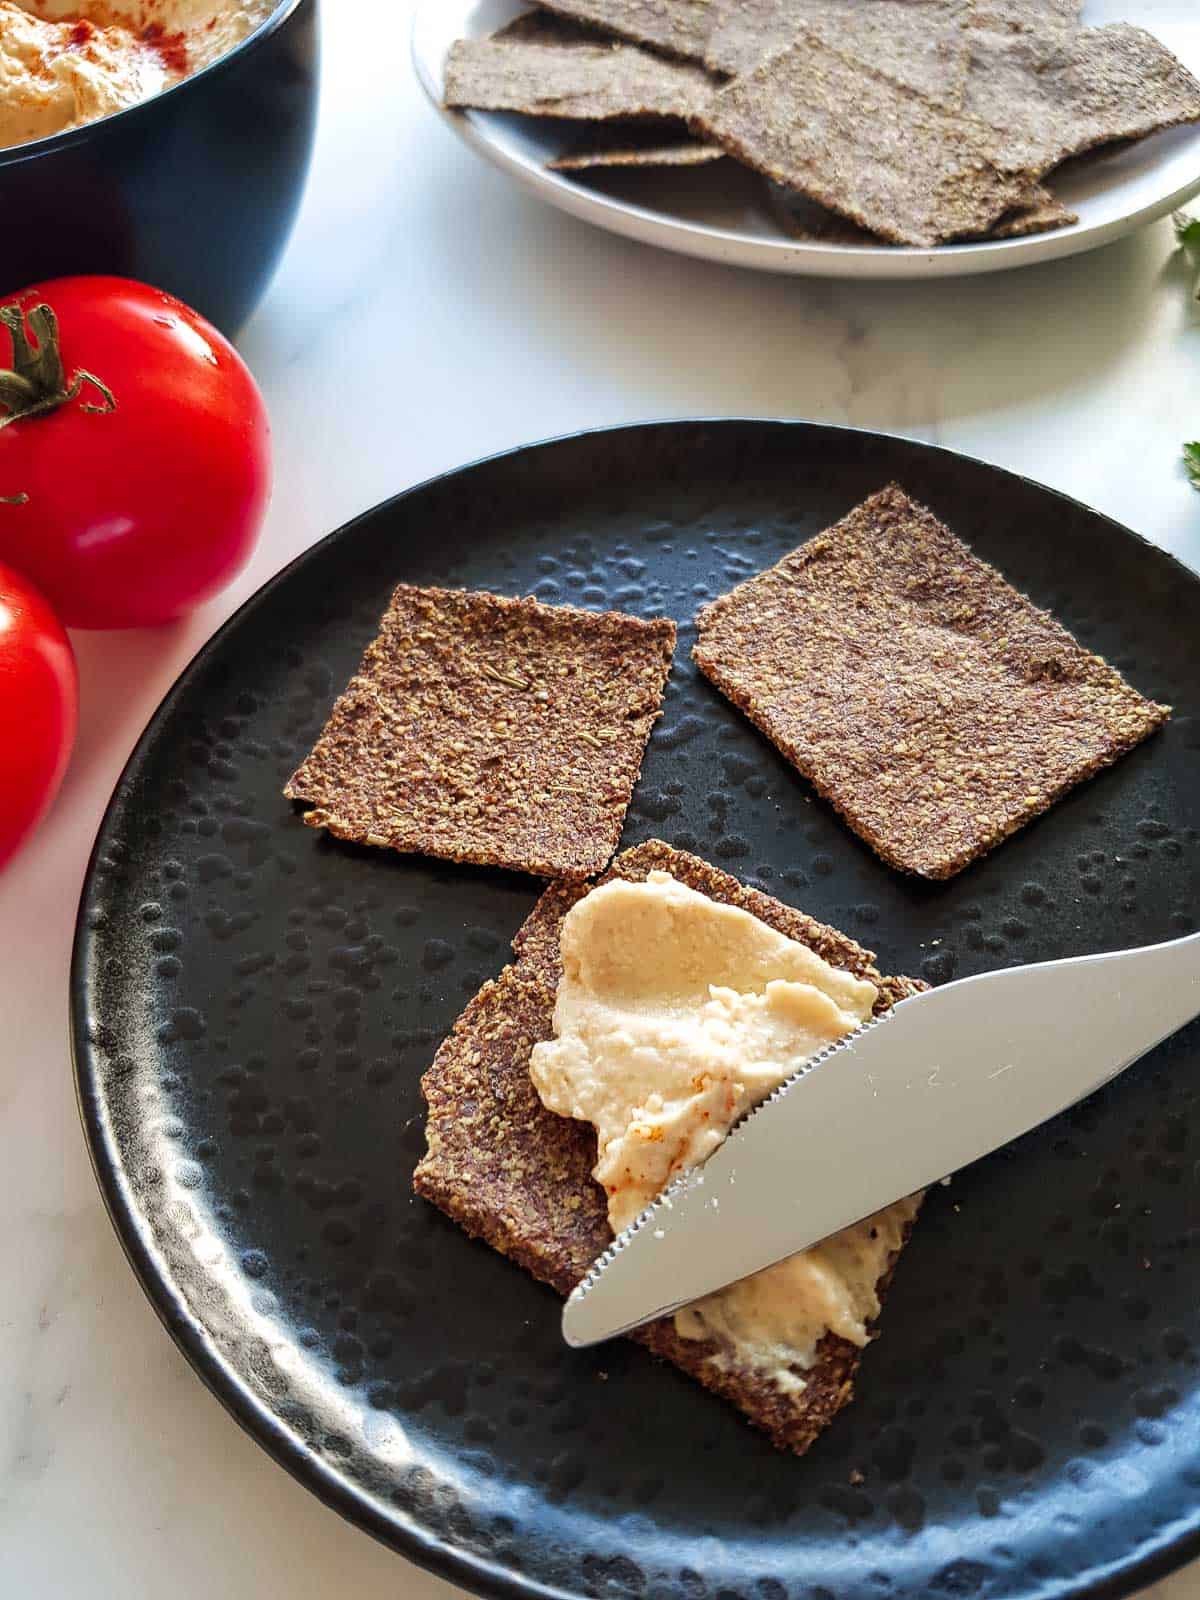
[
  {"left": 414, "top": 839, "right": 925, "bottom": 1455},
  {"left": 694, "top": 30, "right": 1040, "bottom": 247},
  {"left": 284, "top": 586, "right": 675, "bottom": 880},
  {"left": 963, "top": 23, "right": 1200, "bottom": 174},
  {"left": 445, "top": 17, "right": 716, "bottom": 122},
  {"left": 693, "top": 486, "right": 1170, "bottom": 880},
  {"left": 535, "top": 0, "right": 714, "bottom": 61},
  {"left": 706, "top": 0, "right": 975, "bottom": 106}
]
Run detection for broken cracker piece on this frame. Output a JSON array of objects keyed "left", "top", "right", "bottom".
[
  {"left": 285, "top": 586, "right": 675, "bottom": 880},
  {"left": 415, "top": 838, "right": 925, "bottom": 1455},
  {"left": 444, "top": 19, "right": 716, "bottom": 122},
  {"left": 963, "top": 23, "right": 1200, "bottom": 175},
  {"left": 706, "top": 0, "right": 974, "bottom": 107},
  {"left": 693, "top": 485, "right": 1170, "bottom": 879},
  {"left": 987, "top": 189, "right": 1076, "bottom": 239},
  {"left": 695, "top": 30, "right": 1039, "bottom": 247}
]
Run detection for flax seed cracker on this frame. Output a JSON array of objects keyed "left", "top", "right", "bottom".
[
  {"left": 414, "top": 838, "right": 925, "bottom": 1453},
  {"left": 706, "top": 0, "right": 974, "bottom": 105},
  {"left": 445, "top": 16, "right": 716, "bottom": 121},
  {"left": 535, "top": 0, "right": 714, "bottom": 61},
  {"left": 285, "top": 586, "right": 675, "bottom": 879},
  {"left": 694, "top": 31, "right": 1040, "bottom": 246},
  {"left": 693, "top": 485, "right": 1170, "bottom": 879},
  {"left": 963, "top": 23, "right": 1200, "bottom": 174}
]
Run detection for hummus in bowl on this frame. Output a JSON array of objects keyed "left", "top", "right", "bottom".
[{"left": 0, "top": 0, "right": 273, "bottom": 149}]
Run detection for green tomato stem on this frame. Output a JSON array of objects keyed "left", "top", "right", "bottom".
[{"left": 0, "top": 302, "right": 117, "bottom": 433}]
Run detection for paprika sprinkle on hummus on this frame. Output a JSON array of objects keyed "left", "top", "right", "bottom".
[{"left": 0, "top": 0, "right": 271, "bottom": 150}]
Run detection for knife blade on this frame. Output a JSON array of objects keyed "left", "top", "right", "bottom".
[{"left": 562, "top": 929, "right": 1200, "bottom": 1348}]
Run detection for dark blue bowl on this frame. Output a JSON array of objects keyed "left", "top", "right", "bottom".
[{"left": 0, "top": 0, "right": 318, "bottom": 333}]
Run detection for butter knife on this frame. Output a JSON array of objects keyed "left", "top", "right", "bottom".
[{"left": 562, "top": 929, "right": 1200, "bottom": 1348}]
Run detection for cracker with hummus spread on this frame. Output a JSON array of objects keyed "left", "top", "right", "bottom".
[
  {"left": 693, "top": 31, "right": 1042, "bottom": 247},
  {"left": 444, "top": 16, "right": 716, "bottom": 123},
  {"left": 693, "top": 485, "right": 1171, "bottom": 880},
  {"left": 284, "top": 586, "right": 675, "bottom": 880},
  {"left": 415, "top": 839, "right": 925, "bottom": 1456}
]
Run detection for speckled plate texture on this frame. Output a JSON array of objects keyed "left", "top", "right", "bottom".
[{"left": 73, "top": 422, "right": 1200, "bottom": 1600}]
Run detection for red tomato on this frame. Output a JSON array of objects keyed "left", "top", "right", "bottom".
[
  {"left": 0, "top": 560, "right": 77, "bottom": 868},
  {"left": 0, "top": 276, "right": 271, "bottom": 628}
]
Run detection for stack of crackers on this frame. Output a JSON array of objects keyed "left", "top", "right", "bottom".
[
  {"left": 285, "top": 487, "right": 1168, "bottom": 1451},
  {"left": 443, "top": 1, "right": 1200, "bottom": 248}
]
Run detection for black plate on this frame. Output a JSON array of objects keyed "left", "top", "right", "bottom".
[{"left": 73, "top": 422, "right": 1200, "bottom": 1600}]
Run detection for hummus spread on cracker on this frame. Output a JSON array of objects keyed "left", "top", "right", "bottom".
[{"left": 530, "top": 870, "right": 918, "bottom": 1392}]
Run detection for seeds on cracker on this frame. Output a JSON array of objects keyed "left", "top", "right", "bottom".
[
  {"left": 445, "top": 19, "right": 715, "bottom": 122},
  {"left": 414, "top": 839, "right": 925, "bottom": 1455},
  {"left": 693, "top": 485, "right": 1170, "bottom": 880},
  {"left": 695, "top": 31, "right": 1039, "bottom": 247},
  {"left": 284, "top": 586, "right": 676, "bottom": 880},
  {"left": 535, "top": 0, "right": 713, "bottom": 60},
  {"left": 969, "top": 0, "right": 1083, "bottom": 44},
  {"left": 705, "top": 0, "right": 974, "bottom": 105},
  {"left": 963, "top": 23, "right": 1200, "bottom": 175}
]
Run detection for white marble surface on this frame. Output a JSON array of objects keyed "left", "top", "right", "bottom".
[{"left": 2, "top": 1, "right": 1199, "bottom": 1594}]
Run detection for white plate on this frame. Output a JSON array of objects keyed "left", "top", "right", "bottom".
[{"left": 412, "top": 0, "right": 1200, "bottom": 279}]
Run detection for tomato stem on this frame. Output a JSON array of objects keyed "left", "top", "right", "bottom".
[{"left": 0, "top": 302, "right": 117, "bottom": 432}]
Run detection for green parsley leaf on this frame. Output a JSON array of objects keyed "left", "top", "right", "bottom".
[
  {"left": 1185, "top": 442, "right": 1200, "bottom": 489},
  {"left": 1176, "top": 212, "right": 1200, "bottom": 301}
]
